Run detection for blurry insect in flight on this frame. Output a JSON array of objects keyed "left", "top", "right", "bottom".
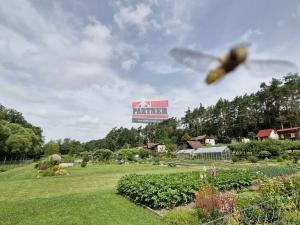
[{"left": 169, "top": 44, "right": 298, "bottom": 84}]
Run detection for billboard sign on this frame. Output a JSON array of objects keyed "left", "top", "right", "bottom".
[{"left": 132, "top": 100, "right": 169, "bottom": 123}]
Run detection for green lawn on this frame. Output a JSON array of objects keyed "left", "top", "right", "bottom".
[{"left": 0, "top": 163, "right": 202, "bottom": 225}]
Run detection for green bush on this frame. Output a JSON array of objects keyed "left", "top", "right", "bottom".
[
  {"left": 116, "top": 148, "right": 139, "bottom": 161},
  {"left": 61, "top": 155, "right": 74, "bottom": 163},
  {"left": 138, "top": 149, "right": 150, "bottom": 159},
  {"left": 248, "top": 156, "right": 258, "bottom": 163},
  {"left": 82, "top": 155, "right": 89, "bottom": 163},
  {"left": 92, "top": 149, "right": 113, "bottom": 162},
  {"left": 81, "top": 161, "right": 87, "bottom": 167},
  {"left": 258, "top": 150, "right": 271, "bottom": 159},
  {"left": 229, "top": 140, "right": 293, "bottom": 158},
  {"left": 0, "top": 168, "right": 6, "bottom": 172},
  {"left": 277, "top": 157, "right": 284, "bottom": 162},
  {"left": 163, "top": 208, "right": 198, "bottom": 225},
  {"left": 232, "top": 156, "right": 238, "bottom": 163}
]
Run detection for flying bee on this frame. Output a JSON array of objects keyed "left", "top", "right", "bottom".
[{"left": 169, "top": 44, "right": 298, "bottom": 84}]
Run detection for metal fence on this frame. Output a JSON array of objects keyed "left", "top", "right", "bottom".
[
  {"left": 0, "top": 158, "right": 34, "bottom": 169},
  {"left": 201, "top": 190, "right": 300, "bottom": 225}
]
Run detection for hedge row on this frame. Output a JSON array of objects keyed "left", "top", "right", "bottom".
[{"left": 229, "top": 140, "right": 300, "bottom": 158}]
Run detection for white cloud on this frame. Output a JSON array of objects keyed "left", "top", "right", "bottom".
[
  {"left": 114, "top": 3, "right": 154, "bottom": 33},
  {"left": 121, "top": 58, "right": 137, "bottom": 71},
  {"left": 240, "top": 29, "right": 263, "bottom": 42},
  {"left": 1, "top": 0, "right": 299, "bottom": 142},
  {"left": 143, "top": 61, "right": 183, "bottom": 74},
  {"left": 78, "top": 115, "right": 99, "bottom": 125}
]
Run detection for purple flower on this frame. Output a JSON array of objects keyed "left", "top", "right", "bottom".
[
  {"left": 210, "top": 166, "right": 217, "bottom": 177},
  {"left": 40, "top": 162, "right": 49, "bottom": 170}
]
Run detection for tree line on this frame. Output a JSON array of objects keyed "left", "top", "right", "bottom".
[
  {"left": 0, "top": 105, "right": 43, "bottom": 160},
  {"left": 1, "top": 73, "right": 299, "bottom": 158},
  {"left": 84, "top": 73, "right": 300, "bottom": 151}
]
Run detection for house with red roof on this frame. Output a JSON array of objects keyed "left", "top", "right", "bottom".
[
  {"left": 277, "top": 127, "right": 300, "bottom": 140},
  {"left": 256, "top": 129, "right": 279, "bottom": 140}
]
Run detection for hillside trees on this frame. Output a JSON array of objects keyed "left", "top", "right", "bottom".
[{"left": 0, "top": 120, "right": 42, "bottom": 159}]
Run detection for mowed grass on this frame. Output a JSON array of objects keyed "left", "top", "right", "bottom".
[{"left": 0, "top": 163, "right": 201, "bottom": 225}]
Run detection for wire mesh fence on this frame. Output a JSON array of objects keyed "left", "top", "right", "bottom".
[
  {"left": 0, "top": 158, "right": 34, "bottom": 170},
  {"left": 201, "top": 189, "right": 300, "bottom": 225}
]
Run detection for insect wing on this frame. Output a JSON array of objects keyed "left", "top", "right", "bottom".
[
  {"left": 245, "top": 59, "right": 298, "bottom": 77},
  {"left": 169, "top": 48, "right": 219, "bottom": 73}
]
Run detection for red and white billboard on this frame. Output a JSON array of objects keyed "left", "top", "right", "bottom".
[{"left": 132, "top": 100, "right": 169, "bottom": 123}]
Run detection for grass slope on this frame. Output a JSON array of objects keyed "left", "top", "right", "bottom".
[{"left": 0, "top": 163, "right": 199, "bottom": 225}]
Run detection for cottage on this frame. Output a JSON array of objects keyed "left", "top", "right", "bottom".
[
  {"left": 190, "top": 135, "right": 215, "bottom": 146},
  {"left": 145, "top": 143, "right": 166, "bottom": 152},
  {"left": 256, "top": 129, "right": 278, "bottom": 140},
  {"left": 277, "top": 127, "right": 300, "bottom": 140}
]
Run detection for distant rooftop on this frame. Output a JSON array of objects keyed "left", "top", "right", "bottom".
[{"left": 256, "top": 129, "right": 274, "bottom": 138}]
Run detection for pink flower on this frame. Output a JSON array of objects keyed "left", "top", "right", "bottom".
[{"left": 210, "top": 166, "right": 217, "bottom": 177}]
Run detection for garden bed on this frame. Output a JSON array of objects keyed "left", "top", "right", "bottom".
[{"left": 117, "top": 165, "right": 298, "bottom": 209}]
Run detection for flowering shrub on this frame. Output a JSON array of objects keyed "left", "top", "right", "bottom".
[
  {"left": 49, "top": 154, "right": 62, "bottom": 165},
  {"left": 35, "top": 158, "right": 68, "bottom": 177},
  {"left": 195, "top": 185, "right": 236, "bottom": 222}
]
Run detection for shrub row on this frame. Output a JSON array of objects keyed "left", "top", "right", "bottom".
[{"left": 229, "top": 139, "right": 300, "bottom": 159}]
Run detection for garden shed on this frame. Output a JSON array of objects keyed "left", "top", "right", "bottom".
[
  {"left": 194, "top": 146, "right": 231, "bottom": 161},
  {"left": 176, "top": 149, "right": 194, "bottom": 159}
]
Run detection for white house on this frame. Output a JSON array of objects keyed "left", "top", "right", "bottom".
[{"left": 256, "top": 129, "right": 278, "bottom": 140}]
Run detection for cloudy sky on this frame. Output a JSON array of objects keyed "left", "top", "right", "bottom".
[{"left": 0, "top": 0, "right": 300, "bottom": 141}]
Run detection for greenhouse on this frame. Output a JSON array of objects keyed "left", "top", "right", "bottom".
[
  {"left": 176, "top": 149, "right": 195, "bottom": 159},
  {"left": 177, "top": 146, "right": 231, "bottom": 161},
  {"left": 194, "top": 146, "right": 231, "bottom": 161}
]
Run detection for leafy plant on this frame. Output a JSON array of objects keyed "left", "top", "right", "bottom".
[
  {"left": 248, "top": 156, "right": 258, "bottom": 163},
  {"left": 117, "top": 172, "right": 202, "bottom": 209},
  {"left": 81, "top": 161, "right": 87, "bottom": 167},
  {"left": 117, "top": 169, "right": 256, "bottom": 209},
  {"left": 258, "top": 150, "right": 271, "bottom": 159}
]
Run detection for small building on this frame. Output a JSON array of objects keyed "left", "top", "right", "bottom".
[
  {"left": 145, "top": 143, "right": 166, "bottom": 152},
  {"left": 277, "top": 127, "right": 300, "bottom": 140},
  {"left": 190, "top": 135, "right": 215, "bottom": 146},
  {"left": 194, "top": 146, "right": 231, "bottom": 161},
  {"left": 256, "top": 129, "right": 278, "bottom": 140},
  {"left": 176, "top": 149, "right": 195, "bottom": 159}
]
